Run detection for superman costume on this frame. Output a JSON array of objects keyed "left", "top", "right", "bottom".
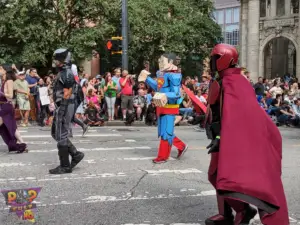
[{"left": 145, "top": 71, "right": 188, "bottom": 164}]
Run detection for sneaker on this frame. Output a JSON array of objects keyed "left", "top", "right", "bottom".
[
  {"left": 152, "top": 158, "right": 168, "bottom": 164},
  {"left": 177, "top": 144, "right": 188, "bottom": 159},
  {"left": 49, "top": 166, "right": 72, "bottom": 174}
]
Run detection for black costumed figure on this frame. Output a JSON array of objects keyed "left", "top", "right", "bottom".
[
  {"left": 0, "top": 66, "right": 28, "bottom": 153},
  {"left": 50, "top": 49, "right": 84, "bottom": 174},
  {"left": 204, "top": 44, "right": 289, "bottom": 225}
]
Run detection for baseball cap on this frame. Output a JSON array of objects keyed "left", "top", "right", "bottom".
[{"left": 96, "top": 75, "right": 102, "bottom": 79}]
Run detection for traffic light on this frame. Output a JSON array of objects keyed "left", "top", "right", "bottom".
[{"left": 106, "top": 37, "right": 122, "bottom": 54}]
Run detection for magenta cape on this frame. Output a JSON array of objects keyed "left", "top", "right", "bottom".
[{"left": 217, "top": 68, "right": 289, "bottom": 223}]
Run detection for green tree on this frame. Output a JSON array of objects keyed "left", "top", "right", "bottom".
[
  {"left": 0, "top": 0, "right": 221, "bottom": 73},
  {"left": 0, "top": 0, "right": 113, "bottom": 66},
  {"left": 104, "top": 0, "right": 221, "bottom": 73}
]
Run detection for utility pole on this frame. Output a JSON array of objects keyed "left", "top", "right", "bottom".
[{"left": 121, "top": 0, "right": 128, "bottom": 70}]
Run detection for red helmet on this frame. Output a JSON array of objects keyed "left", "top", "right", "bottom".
[{"left": 210, "top": 44, "right": 238, "bottom": 73}]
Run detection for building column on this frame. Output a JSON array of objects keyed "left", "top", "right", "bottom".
[
  {"left": 247, "top": 0, "right": 260, "bottom": 81},
  {"left": 297, "top": 2, "right": 300, "bottom": 79},
  {"left": 285, "top": 0, "right": 291, "bottom": 15},
  {"left": 239, "top": 0, "right": 248, "bottom": 67},
  {"left": 271, "top": 0, "right": 277, "bottom": 17}
]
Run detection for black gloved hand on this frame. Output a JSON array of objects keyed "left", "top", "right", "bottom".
[{"left": 206, "top": 138, "right": 220, "bottom": 154}]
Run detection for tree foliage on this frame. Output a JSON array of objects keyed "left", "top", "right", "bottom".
[{"left": 0, "top": 0, "right": 221, "bottom": 73}]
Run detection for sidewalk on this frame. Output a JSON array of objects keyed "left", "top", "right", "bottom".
[{"left": 17, "top": 120, "right": 190, "bottom": 128}]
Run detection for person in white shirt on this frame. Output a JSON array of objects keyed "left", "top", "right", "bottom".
[
  {"left": 195, "top": 89, "right": 207, "bottom": 105},
  {"left": 269, "top": 80, "right": 283, "bottom": 98}
]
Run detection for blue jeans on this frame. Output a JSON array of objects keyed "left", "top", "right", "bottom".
[{"left": 179, "top": 108, "right": 193, "bottom": 118}]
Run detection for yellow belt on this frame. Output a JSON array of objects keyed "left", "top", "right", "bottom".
[{"left": 163, "top": 104, "right": 179, "bottom": 109}]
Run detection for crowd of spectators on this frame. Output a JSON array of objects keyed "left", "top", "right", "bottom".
[{"left": 4, "top": 63, "right": 300, "bottom": 129}]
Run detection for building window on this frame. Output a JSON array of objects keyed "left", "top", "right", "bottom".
[
  {"left": 277, "top": 0, "right": 285, "bottom": 16},
  {"left": 291, "top": 0, "right": 299, "bottom": 14},
  {"left": 217, "top": 10, "right": 224, "bottom": 24},
  {"left": 260, "top": 0, "right": 267, "bottom": 17},
  {"left": 226, "top": 8, "right": 232, "bottom": 23},
  {"left": 233, "top": 8, "right": 239, "bottom": 23},
  {"left": 225, "top": 24, "right": 239, "bottom": 46}
]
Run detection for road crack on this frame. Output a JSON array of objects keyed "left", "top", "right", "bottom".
[{"left": 126, "top": 169, "right": 148, "bottom": 200}]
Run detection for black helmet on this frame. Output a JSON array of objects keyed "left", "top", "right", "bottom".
[{"left": 53, "top": 48, "right": 71, "bottom": 65}]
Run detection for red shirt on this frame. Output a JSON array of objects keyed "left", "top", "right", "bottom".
[{"left": 119, "top": 77, "right": 133, "bottom": 96}]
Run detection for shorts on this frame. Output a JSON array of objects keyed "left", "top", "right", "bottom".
[
  {"left": 17, "top": 96, "right": 30, "bottom": 110},
  {"left": 115, "top": 96, "right": 121, "bottom": 106},
  {"left": 121, "top": 95, "right": 133, "bottom": 110}
]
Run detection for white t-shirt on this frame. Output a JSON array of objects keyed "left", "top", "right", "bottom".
[{"left": 196, "top": 95, "right": 207, "bottom": 104}]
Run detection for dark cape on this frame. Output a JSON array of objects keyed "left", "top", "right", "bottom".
[{"left": 217, "top": 68, "right": 289, "bottom": 224}]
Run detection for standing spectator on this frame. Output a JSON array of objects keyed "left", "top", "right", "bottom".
[
  {"left": 25, "top": 68, "right": 40, "bottom": 121},
  {"left": 112, "top": 68, "right": 121, "bottom": 119},
  {"left": 36, "top": 78, "right": 49, "bottom": 126},
  {"left": 14, "top": 71, "right": 30, "bottom": 126},
  {"left": 119, "top": 70, "right": 134, "bottom": 120},
  {"left": 254, "top": 77, "right": 265, "bottom": 96},
  {"left": 133, "top": 89, "right": 147, "bottom": 121},
  {"left": 102, "top": 72, "right": 117, "bottom": 121},
  {"left": 199, "top": 73, "right": 210, "bottom": 97}
]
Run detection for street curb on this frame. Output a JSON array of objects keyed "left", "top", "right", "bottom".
[{"left": 18, "top": 121, "right": 190, "bottom": 128}]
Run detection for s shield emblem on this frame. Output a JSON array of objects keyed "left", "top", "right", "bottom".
[{"left": 157, "top": 78, "right": 165, "bottom": 90}]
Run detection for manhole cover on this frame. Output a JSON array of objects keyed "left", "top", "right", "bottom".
[{"left": 114, "top": 129, "right": 139, "bottom": 132}]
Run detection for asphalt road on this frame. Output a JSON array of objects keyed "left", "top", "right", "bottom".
[{"left": 0, "top": 125, "right": 299, "bottom": 225}]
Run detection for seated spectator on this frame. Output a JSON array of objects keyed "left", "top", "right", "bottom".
[
  {"left": 195, "top": 89, "right": 207, "bottom": 105},
  {"left": 276, "top": 101, "right": 297, "bottom": 126},
  {"left": 269, "top": 80, "right": 283, "bottom": 98},
  {"left": 133, "top": 89, "right": 147, "bottom": 121},
  {"left": 145, "top": 99, "right": 157, "bottom": 126},
  {"left": 146, "top": 89, "right": 155, "bottom": 106},
  {"left": 284, "top": 91, "right": 295, "bottom": 105},
  {"left": 179, "top": 94, "right": 193, "bottom": 120},
  {"left": 86, "top": 89, "right": 100, "bottom": 110},
  {"left": 84, "top": 102, "right": 103, "bottom": 126},
  {"left": 257, "top": 95, "right": 268, "bottom": 110},
  {"left": 292, "top": 98, "right": 300, "bottom": 120}
]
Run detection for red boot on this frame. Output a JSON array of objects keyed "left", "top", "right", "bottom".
[
  {"left": 153, "top": 139, "right": 171, "bottom": 164},
  {"left": 173, "top": 136, "right": 188, "bottom": 159}
]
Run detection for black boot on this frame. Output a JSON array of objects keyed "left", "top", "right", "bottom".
[
  {"left": 49, "top": 146, "right": 72, "bottom": 174},
  {"left": 237, "top": 205, "right": 257, "bottom": 225},
  {"left": 205, "top": 202, "right": 234, "bottom": 225},
  {"left": 68, "top": 140, "right": 84, "bottom": 169}
]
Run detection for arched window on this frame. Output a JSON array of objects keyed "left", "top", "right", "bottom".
[
  {"left": 277, "top": 0, "right": 285, "bottom": 16},
  {"left": 291, "top": 0, "right": 299, "bottom": 14}
]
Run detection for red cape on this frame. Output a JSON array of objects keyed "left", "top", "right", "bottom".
[
  {"left": 217, "top": 68, "right": 289, "bottom": 223},
  {"left": 182, "top": 85, "right": 207, "bottom": 114}
]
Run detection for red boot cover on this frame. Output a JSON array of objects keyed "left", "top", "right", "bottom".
[
  {"left": 154, "top": 139, "right": 171, "bottom": 162},
  {"left": 173, "top": 136, "right": 186, "bottom": 151}
]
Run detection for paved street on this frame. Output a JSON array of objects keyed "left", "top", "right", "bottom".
[{"left": 0, "top": 126, "right": 299, "bottom": 225}]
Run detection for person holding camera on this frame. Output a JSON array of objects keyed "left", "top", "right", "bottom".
[
  {"left": 102, "top": 72, "right": 117, "bottom": 121},
  {"left": 119, "top": 70, "right": 134, "bottom": 121}
]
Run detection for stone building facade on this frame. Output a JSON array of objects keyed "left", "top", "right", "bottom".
[{"left": 240, "top": 0, "right": 300, "bottom": 81}]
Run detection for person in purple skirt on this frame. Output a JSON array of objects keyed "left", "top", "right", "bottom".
[{"left": 0, "top": 65, "right": 28, "bottom": 153}]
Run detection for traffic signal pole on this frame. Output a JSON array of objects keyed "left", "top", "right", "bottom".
[{"left": 121, "top": 0, "right": 128, "bottom": 70}]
